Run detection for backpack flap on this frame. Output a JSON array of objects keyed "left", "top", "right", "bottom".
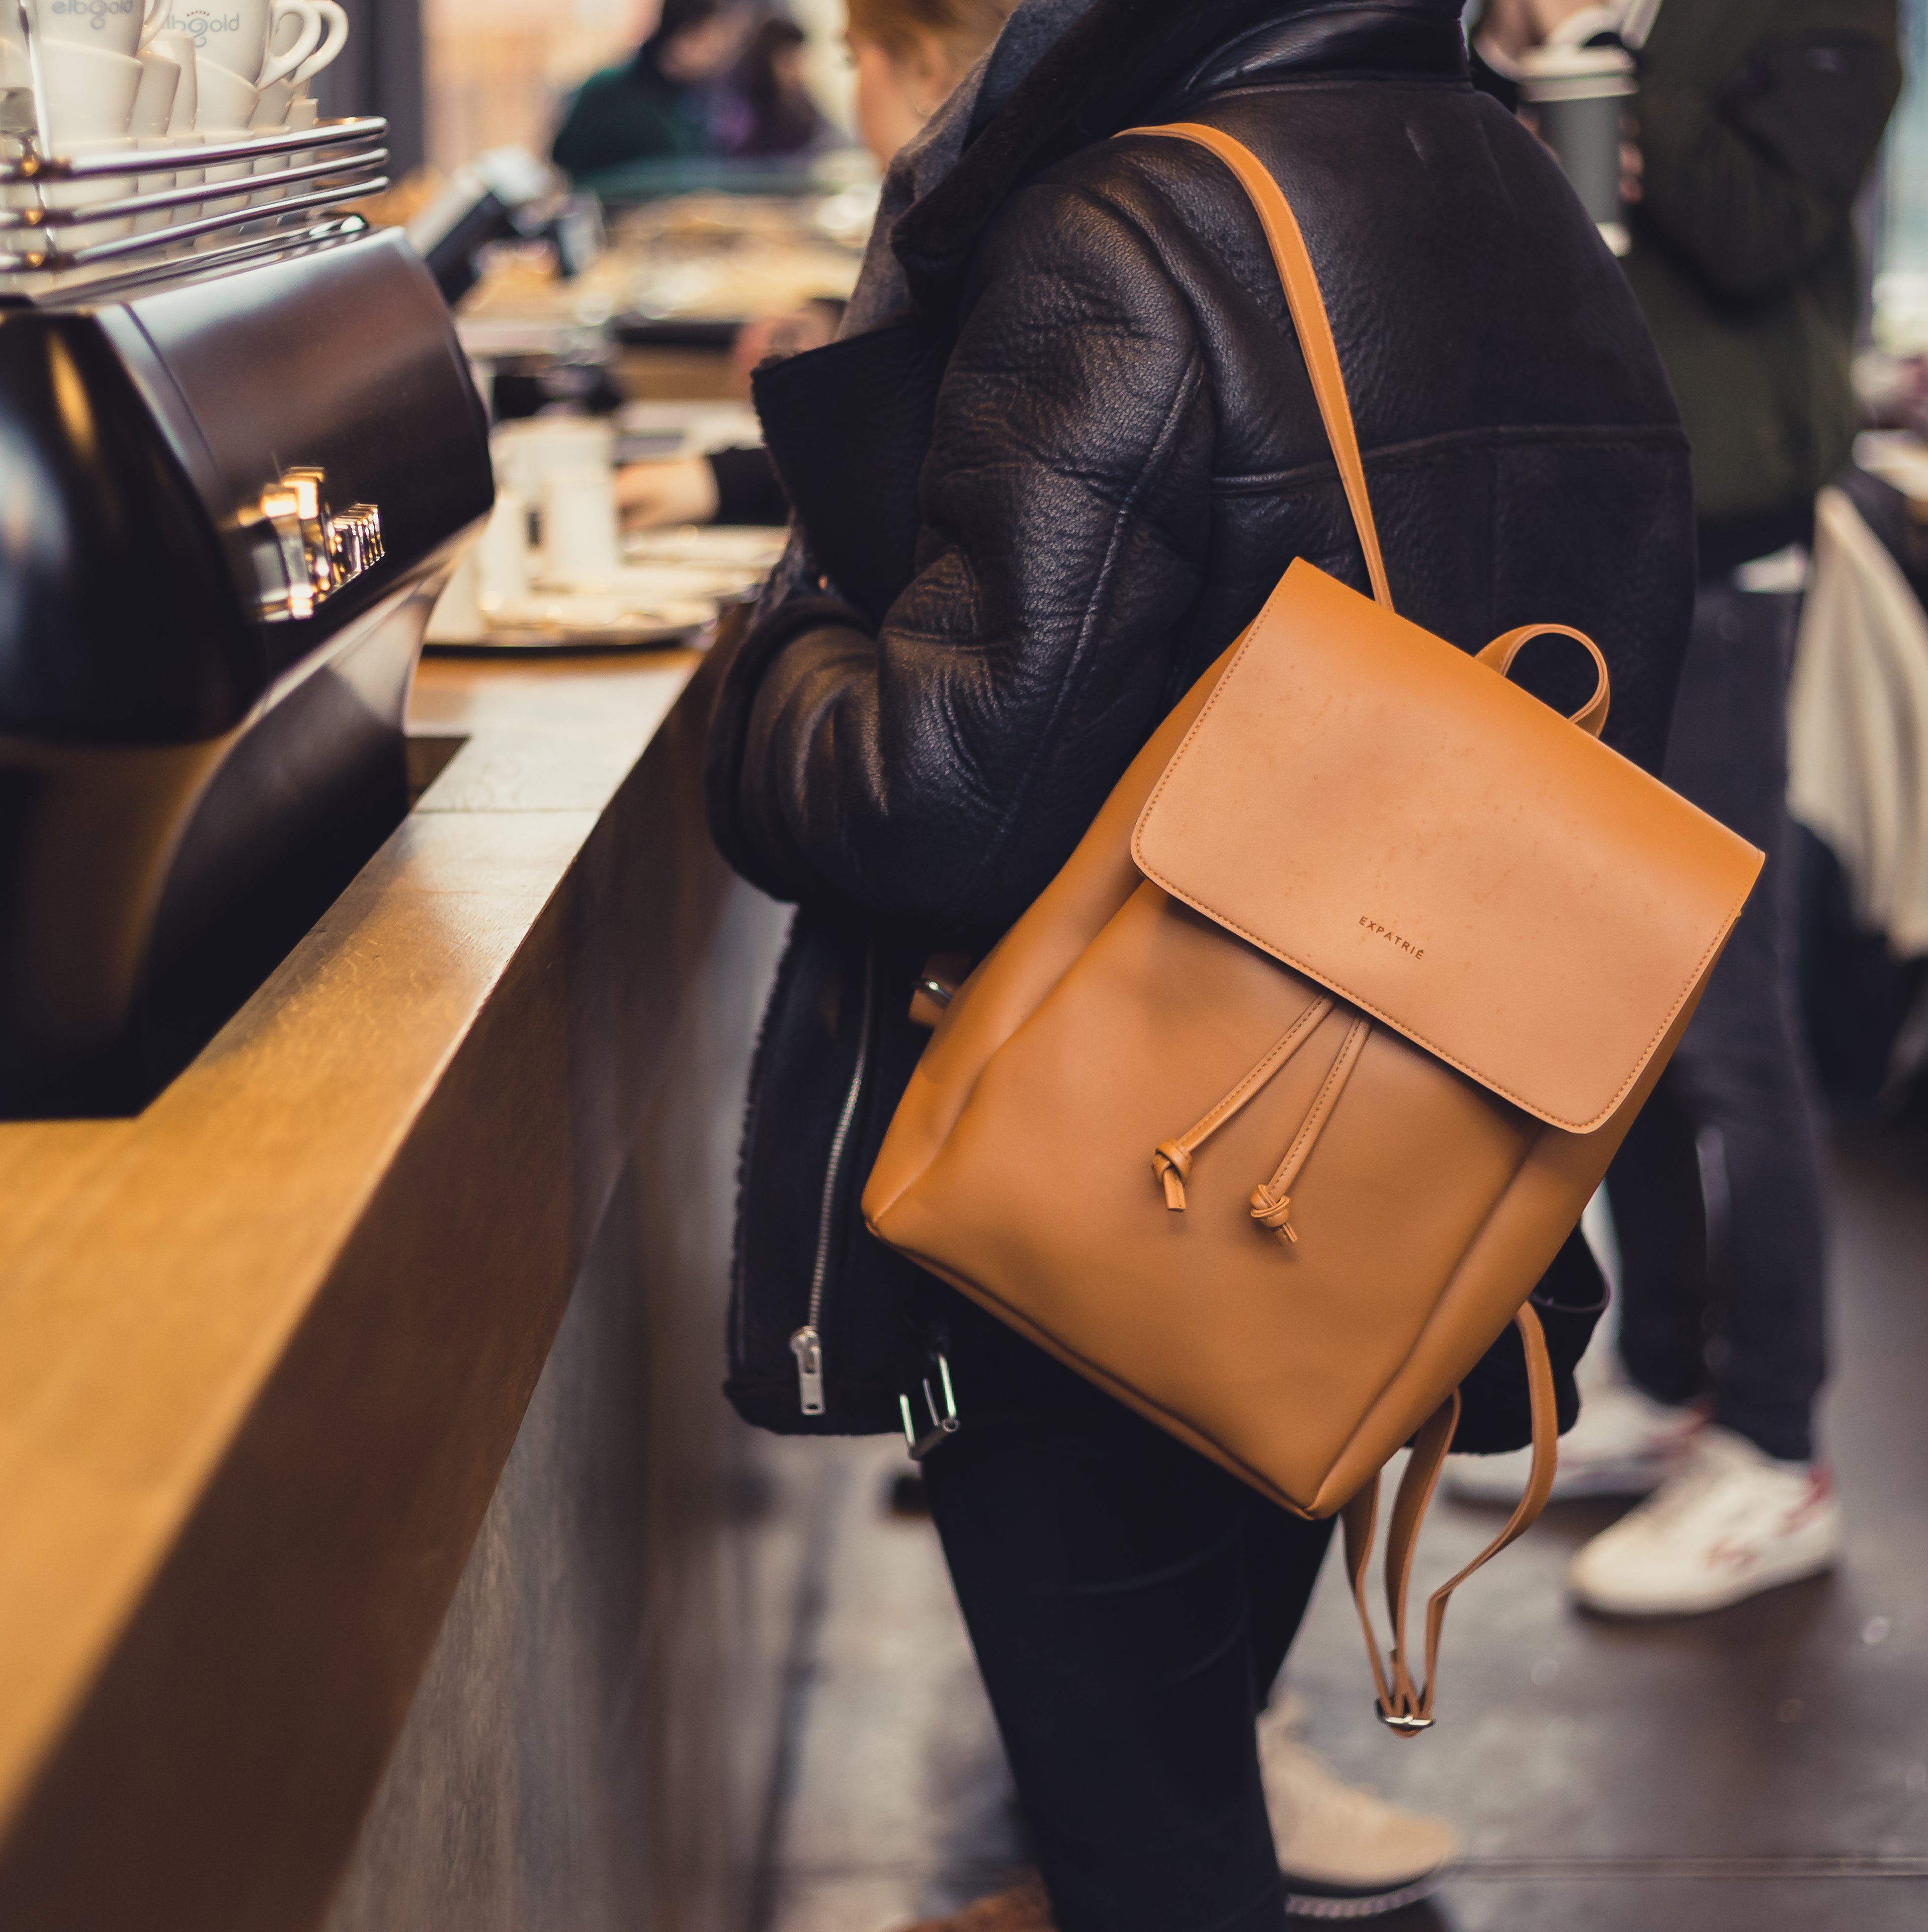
[{"left": 1132, "top": 559, "right": 1763, "bottom": 1136}]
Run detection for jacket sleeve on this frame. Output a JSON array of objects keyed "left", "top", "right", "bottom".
[
  {"left": 1635, "top": 21, "right": 1902, "bottom": 301},
  {"left": 723, "top": 182, "right": 1215, "bottom": 932}
]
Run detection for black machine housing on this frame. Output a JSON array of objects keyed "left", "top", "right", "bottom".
[{"left": 0, "top": 227, "right": 494, "bottom": 1112}]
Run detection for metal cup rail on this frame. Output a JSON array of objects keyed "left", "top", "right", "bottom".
[{"left": 0, "top": 116, "right": 390, "bottom": 299}]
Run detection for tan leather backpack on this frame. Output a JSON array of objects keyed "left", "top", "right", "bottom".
[{"left": 862, "top": 124, "right": 1762, "bottom": 1733}]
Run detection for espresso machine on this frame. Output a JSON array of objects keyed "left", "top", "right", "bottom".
[{"left": 0, "top": 126, "right": 494, "bottom": 1113}]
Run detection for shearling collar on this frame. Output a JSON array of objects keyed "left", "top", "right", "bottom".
[{"left": 891, "top": 0, "right": 1469, "bottom": 321}]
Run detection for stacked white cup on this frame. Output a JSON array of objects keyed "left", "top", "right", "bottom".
[
  {"left": 250, "top": 0, "right": 342, "bottom": 129},
  {"left": 164, "top": 1, "right": 303, "bottom": 223},
  {"left": 22, "top": 0, "right": 168, "bottom": 245},
  {"left": 249, "top": 0, "right": 343, "bottom": 204},
  {"left": 26, "top": 0, "right": 165, "bottom": 142},
  {"left": 143, "top": 25, "right": 200, "bottom": 230},
  {"left": 127, "top": 34, "right": 180, "bottom": 230},
  {"left": 4, "top": 0, "right": 356, "bottom": 257},
  {"left": 1, "top": 0, "right": 355, "bottom": 256},
  {"left": 148, "top": 1, "right": 348, "bottom": 235},
  {"left": 0, "top": 9, "right": 26, "bottom": 98}
]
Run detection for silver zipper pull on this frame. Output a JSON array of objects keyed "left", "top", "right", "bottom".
[{"left": 790, "top": 1325, "right": 825, "bottom": 1416}]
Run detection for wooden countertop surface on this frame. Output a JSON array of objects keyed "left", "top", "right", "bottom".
[{"left": 0, "top": 647, "right": 715, "bottom": 1927}]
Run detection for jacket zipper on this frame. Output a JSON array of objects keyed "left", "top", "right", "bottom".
[{"left": 791, "top": 940, "right": 876, "bottom": 1417}]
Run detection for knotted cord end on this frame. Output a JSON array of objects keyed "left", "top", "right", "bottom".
[
  {"left": 1249, "top": 1184, "right": 1298, "bottom": 1243},
  {"left": 1153, "top": 1143, "right": 1191, "bottom": 1211}
]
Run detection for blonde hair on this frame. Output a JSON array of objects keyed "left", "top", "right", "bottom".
[{"left": 846, "top": 0, "right": 1018, "bottom": 79}]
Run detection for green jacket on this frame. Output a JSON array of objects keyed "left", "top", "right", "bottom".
[
  {"left": 1625, "top": 0, "right": 1902, "bottom": 551},
  {"left": 552, "top": 52, "right": 710, "bottom": 182}
]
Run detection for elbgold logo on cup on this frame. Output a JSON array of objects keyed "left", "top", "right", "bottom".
[
  {"left": 50, "top": 0, "right": 140, "bottom": 28},
  {"left": 165, "top": 8, "right": 242, "bottom": 49}
]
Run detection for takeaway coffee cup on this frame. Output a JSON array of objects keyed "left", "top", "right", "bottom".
[
  {"left": 1519, "top": 42, "right": 1636, "bottom": 255},
  {"left": 27, "top": 0, "right": 167, "bottom": 60},
  {"left": 32, "top": 36, "right": 143, "bottom": 145},
  {"left": 155, "top": 0, "right": 319, "bottom": 90}
]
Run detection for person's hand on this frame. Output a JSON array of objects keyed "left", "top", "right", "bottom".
[{"left": 616, "top": 454, "right": 720, "bottom": 529}]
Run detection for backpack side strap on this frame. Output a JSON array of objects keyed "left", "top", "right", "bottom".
[{"left": 1341, "top": 1304, "right": 1558, "bottom": 1734}]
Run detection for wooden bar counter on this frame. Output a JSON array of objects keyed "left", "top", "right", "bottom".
[{"left": 0, "top": 645, "right": 810, "bottom": 1932}]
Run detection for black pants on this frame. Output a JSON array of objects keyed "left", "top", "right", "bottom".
[
  {"left": 1608, "top": 581, "right": 1828, "bottom": 1462},
  {"left": 921, "top": 1301, "right": 1332, "bottom": 1932}
]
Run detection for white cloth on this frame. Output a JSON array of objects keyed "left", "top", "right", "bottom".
[{"left": 1787, "top": 485, "right": 1928, "bottom": 960}]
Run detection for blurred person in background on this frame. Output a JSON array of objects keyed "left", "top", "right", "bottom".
[
  {"left": 1455, "top": 0, "right": 1901, "bottom": 1620},
  {"left": 617, "top": 0, "right": 1024, "bottom": 530},
  {"left": 553, "top": 0, "right": 758, "bottom": 182},
  {"left": 725, "top": 14, "right": 834, "bottom": 155}
]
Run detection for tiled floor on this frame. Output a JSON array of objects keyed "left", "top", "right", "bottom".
[
  {"left": 759, "top": 1129, "right": 1928, "bottom": 1932},
  {"left": 757, "top": 1442, "right": 1026, "bottom": 1932}
]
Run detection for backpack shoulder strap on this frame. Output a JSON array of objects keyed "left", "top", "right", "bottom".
[
  {"left": 1121, "top": 121, "right": 1394, "bottom": 612},
  {"left": 1124, "top": 121, "right": 1561, "bottom": 1731}
]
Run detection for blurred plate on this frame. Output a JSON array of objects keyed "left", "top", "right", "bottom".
[
  {"left": 423, "top": 534, "right": 786, "bottom": 654},
  {"left": 623, "top": 526, "right": 788, "bottom": 570},
  {"left": 428, "top": 592, "right": 724, "bottom": 655},
  {"left": 537, "top": 560, "right": 774, "bottom": 600}
]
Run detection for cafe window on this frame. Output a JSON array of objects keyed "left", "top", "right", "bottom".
[
  {"left": 424, "top": 0, "right": 633, "bottom": 174},
  {"left": 1875, "top": 0, "right": 1927, "bottom": 352}
]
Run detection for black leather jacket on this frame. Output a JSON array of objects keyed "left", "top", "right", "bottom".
[
  {"left": 712, "top": 0, "right": 1693, "bottom": 934},
  {"left": 708, "top": 0, "right": 1686, "bottom": 1438}
]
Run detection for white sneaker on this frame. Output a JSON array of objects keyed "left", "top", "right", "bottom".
[
  {"left": 1258, "top": 1697, "right": 1460, "bottom": 1919},
  {"left": 1566, "top": 1424, "right": 1842, "bottom": 1617},
  {"left": 1444, "top": 1381, "right": 1705, "bottom": 1505}
]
